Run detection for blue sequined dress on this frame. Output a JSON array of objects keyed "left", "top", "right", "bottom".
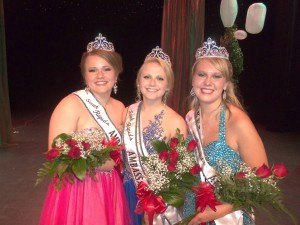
[
  {"left": 184, "top": 106, "right": 254, "bottom": 225},
  {"left": 123, "top": 110, "right": 165, "bottom": 225}
]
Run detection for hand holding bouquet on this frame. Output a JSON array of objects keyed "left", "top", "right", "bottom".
[
  {"left": 135, "top": 129, "right": 200, "bottom": 225},
  {"left": 36, "top": 130, "right": 123, "bottom": 190},
  {"left": 176, "top": 163, "right": 296, "bottom": 225}
]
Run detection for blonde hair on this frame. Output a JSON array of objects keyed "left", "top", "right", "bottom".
[
  {"left": 80, "top": 49, "right": 123, "bottom": 77},
  {"left": 136, "top": 57, "right": 174, "bottom": 102},
  {"left": 189, "top": 58, "right": 244, "bottom": 111}
]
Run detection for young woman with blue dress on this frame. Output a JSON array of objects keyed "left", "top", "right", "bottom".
[{"left": 185, "top": 38, "right": 268, "bottom": 225}]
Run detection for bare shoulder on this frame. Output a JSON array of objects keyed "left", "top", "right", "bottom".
[
  {"left": 110, "top": 98, "right": 125, "bottom": 111},
  {"left": 226, "top": 104, "right": 254, "bottom": 131},
  {"left": 165, "top": 106, "right": 186, "bottom": 124},
  {"left": 164, "top": 106, "right": 187, "bottom": 136},
  {"left": 226, "top": 104, "right": 268, "bottom": 167},
  {"left": 52, "top": 94, "right": 83, "bottom": 115}
]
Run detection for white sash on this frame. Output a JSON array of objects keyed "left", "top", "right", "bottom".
[
  {"left": 123, "top": 102, "right": 182, "bottom": 225},
  {"left": 186, "top": 110, "right": 244, "bottom": 225},
  {"left": 73, "top": 89, "right": 122, "bottom": 145}
]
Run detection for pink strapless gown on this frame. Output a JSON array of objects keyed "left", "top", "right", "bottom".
[{"left": 39, "top": 169, "right": 131, "bottom": 225}]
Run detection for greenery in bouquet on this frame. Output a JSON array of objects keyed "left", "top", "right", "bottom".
[
  {"left": 36, "top": 131, "right": 123, "bottom": 190},
  {"left": 176, "top": 162, "right": 296, "bottom": 225},
  {"left": 215, "top": 162, "right": 296, "bottom": 224},
  {"left": 135, "top": 129, "right": 200, "bottom": 225}
]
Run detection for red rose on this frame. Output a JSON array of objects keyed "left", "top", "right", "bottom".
[
  {"left": 256, "top": 164, "right": 272, "bottom": 178},
  {"left": 169, "top": 138, "right": 179, "bottom": 149},
  {"left": 159, "top": 150, "right": 169, "bottom": 162},
  {"left": 68, "top": 146, "right": 81, "bottom": 159},
  {"left": 101, "top": 137, "right": 118, "bottom": 147},
  {"left": 272, "top": 163, "right": 288, "bottom": 179},
  {"left": 235, "top": 171, "right": 247, "bottom": 179},
  {"left": 189, "top": 164, "right": 202, "bottom": 175},
  {"left": 109, "top": 150, "right": 121, "bottom": 164},
  {"left": 81, "top": 141, "right": 91, "bottom": 151},
  {"left": 169, "top": 150, "right": 179, "bottom": 162},
  {"left": 45, "top": 148, "right": 60, "bottom": 161},
  {"left": 167, "top": 162, "right": 177, "bottom": 172},
  {"left": 187, "top": 140, "right": 197, "bottom": 151},
  {"left": 65, "top": 139, "right": 78, "bottom": 147}
]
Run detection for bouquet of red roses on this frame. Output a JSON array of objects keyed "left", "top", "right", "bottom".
[
  {"left": 36, "top": 130, "right": 123, "bottom": 190},
  {"left": 135, "top": 129, "right": 200, "bottom": 225},
  {"left": 176, "top": 163, "right": 296, "bottom": 225}
]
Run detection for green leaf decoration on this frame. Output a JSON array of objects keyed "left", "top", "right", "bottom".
[
  {"left": 175, "top": 128, "right": 184, "bottom": 142},
  {"left": 72, "top": 158, "right": 87, "bottom": 180},
  {"left": 51, "top": 133, "right": 71, "bottom": 148},
  {"left": 152, "top": 140, "right": 169, "bottom": 153},
  {"left": 160, "top": 188, "right": 184, "bottom": 208},
  {"left": 35, "top": 161, "right": 54, "bottom": 186},
  {"left": 56, "top": 162, "right": 68, "bottom": 178},
  {"left": 220, "top": 25, "right": 244, "bottom": 81},
  {"left": 180, "top": 173, "right": 197, "bottom": 188}
]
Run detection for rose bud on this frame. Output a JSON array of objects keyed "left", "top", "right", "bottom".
[
  {"left": 169, "top": 138, "right": 179, "bottom": 149},
  {"left": 65, "top": 138, "right": 78, "bottom": 147},
  {"left": 256, "top": 164, "right": 272, "bottom": 178},
  {"left": 272, "top": 163, "right": 288, "bottom": 179},
  {"left": 169, "top": 150, "right": 179, "bottom": 162},
  {"left": 81, "top": 141, "right": 91, "bottom": 151},
  {"left": 45, "top": 148, "right": 60, "bottom": 161},
  {"left": 235, "top": 171, "right": 247, "bottom": 179},
  {"left": 68, "top": 146, "right": 81, "bottom": 159},
  {"left": 187, "top": 139, "right": 197, "bottom": 151},
  {"left": 189, "top": 164, "right": 202, "bottom": 175},
  {"left": 167, "top": 162, "right": 177, "bottom": 172},
  {"left": 159, "top": 150, "right": 169, "bottom": 162}
]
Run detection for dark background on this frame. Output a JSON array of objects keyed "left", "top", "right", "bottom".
[{"left": 3, "top": 0, "right": 300, "bottom": 131}]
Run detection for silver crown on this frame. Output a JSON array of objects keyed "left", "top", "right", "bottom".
[
  {"left": 87, "top": 33, "right": 115, "bottom": 52},
  {"left": 145, "top": 46, "right": 171, "bottom": 65},
  {"left": 195, "top": 38, "right": 229, "bottom": 60}
]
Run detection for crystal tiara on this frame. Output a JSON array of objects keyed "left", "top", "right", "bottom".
[
  {"left": 145, "top": 46, "right": 171, "bottom": 65},
  {"left": 195, "top": 38, "right": 229, "bottom": 60},
  {"left": 87, "top": 33, "right": 115, "bottom": 52}
]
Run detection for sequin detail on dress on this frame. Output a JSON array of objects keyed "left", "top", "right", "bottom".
[
  {"left": 142, "top": 110, "right": 165, "bottom": 154},
  {"left": 202, "top": 106, "right": 254, "bottom": 225}
]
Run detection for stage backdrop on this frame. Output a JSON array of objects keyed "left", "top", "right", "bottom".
[
  {"left": 161, "top": 0, "right": 205, "bottom": 116},
  {"left": 0, "top": 0, "right": 12, "bottom": 147}
]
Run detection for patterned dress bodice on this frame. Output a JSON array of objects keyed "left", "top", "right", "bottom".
[
  {"left": 123, "top": 110, "right": 165, "bottom": 182},
  {"left": 71, "top": 127, "right": 107, "bottom": 146},
  {"left": 203, "top": 106, "right": 243, "bottom": 174},
  {"left": 142, "top": 110, "right": 165, "bottom": 154}
]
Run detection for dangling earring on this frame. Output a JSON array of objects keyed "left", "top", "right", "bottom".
[
  {"left": 85, "top": 86, "right": 90, "bottom": 93},
  {"left": 190, "top": 88, "right": 195, "bottom": 97},
  {"left": 136, "top": 90, "right": 142, "bottom": 102},
  {"left": 136, "top": 85, "right": 142, "bottom": 102},
  {"left": 113, "top": 83, "right": 118, "bottom": 94},
  {"left": 162, "top": 91, "right": 169, "bottom": 104},
  {"left": 222, "top": 89, "right": 227, "bottom": 100}
]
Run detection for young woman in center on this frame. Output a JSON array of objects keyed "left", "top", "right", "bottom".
[{"left": 123, "top": 46, "right": 188, "bottom": 225}]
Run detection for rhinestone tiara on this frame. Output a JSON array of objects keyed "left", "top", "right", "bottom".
[
  {"left": 145, "top": 46, "right": 171, "bottom": 65},
  {"left": 87, "top": 33, "right": 115, "bottom": 52},
  {"left": 195, "top": 38, "right": 229, "bottom": 60}
]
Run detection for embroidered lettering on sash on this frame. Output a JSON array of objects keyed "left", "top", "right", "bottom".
[
  {"left": 123, "top": 102, "right": 148, "bottom": 186},
  {"left": 73, "top": 90, "right": 121, "bottom": 145}
]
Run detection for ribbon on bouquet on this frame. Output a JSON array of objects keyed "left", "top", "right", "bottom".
[{"left": 135, "top": 181, "right": 167, "bottom": 225}]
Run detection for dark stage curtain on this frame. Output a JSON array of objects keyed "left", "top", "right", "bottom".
[
  {"left": 161, "top": 0, "right": 205, "bottom": 116},
  {"left": 0, "top": 0, "right": 12, "bottom": 147}
]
